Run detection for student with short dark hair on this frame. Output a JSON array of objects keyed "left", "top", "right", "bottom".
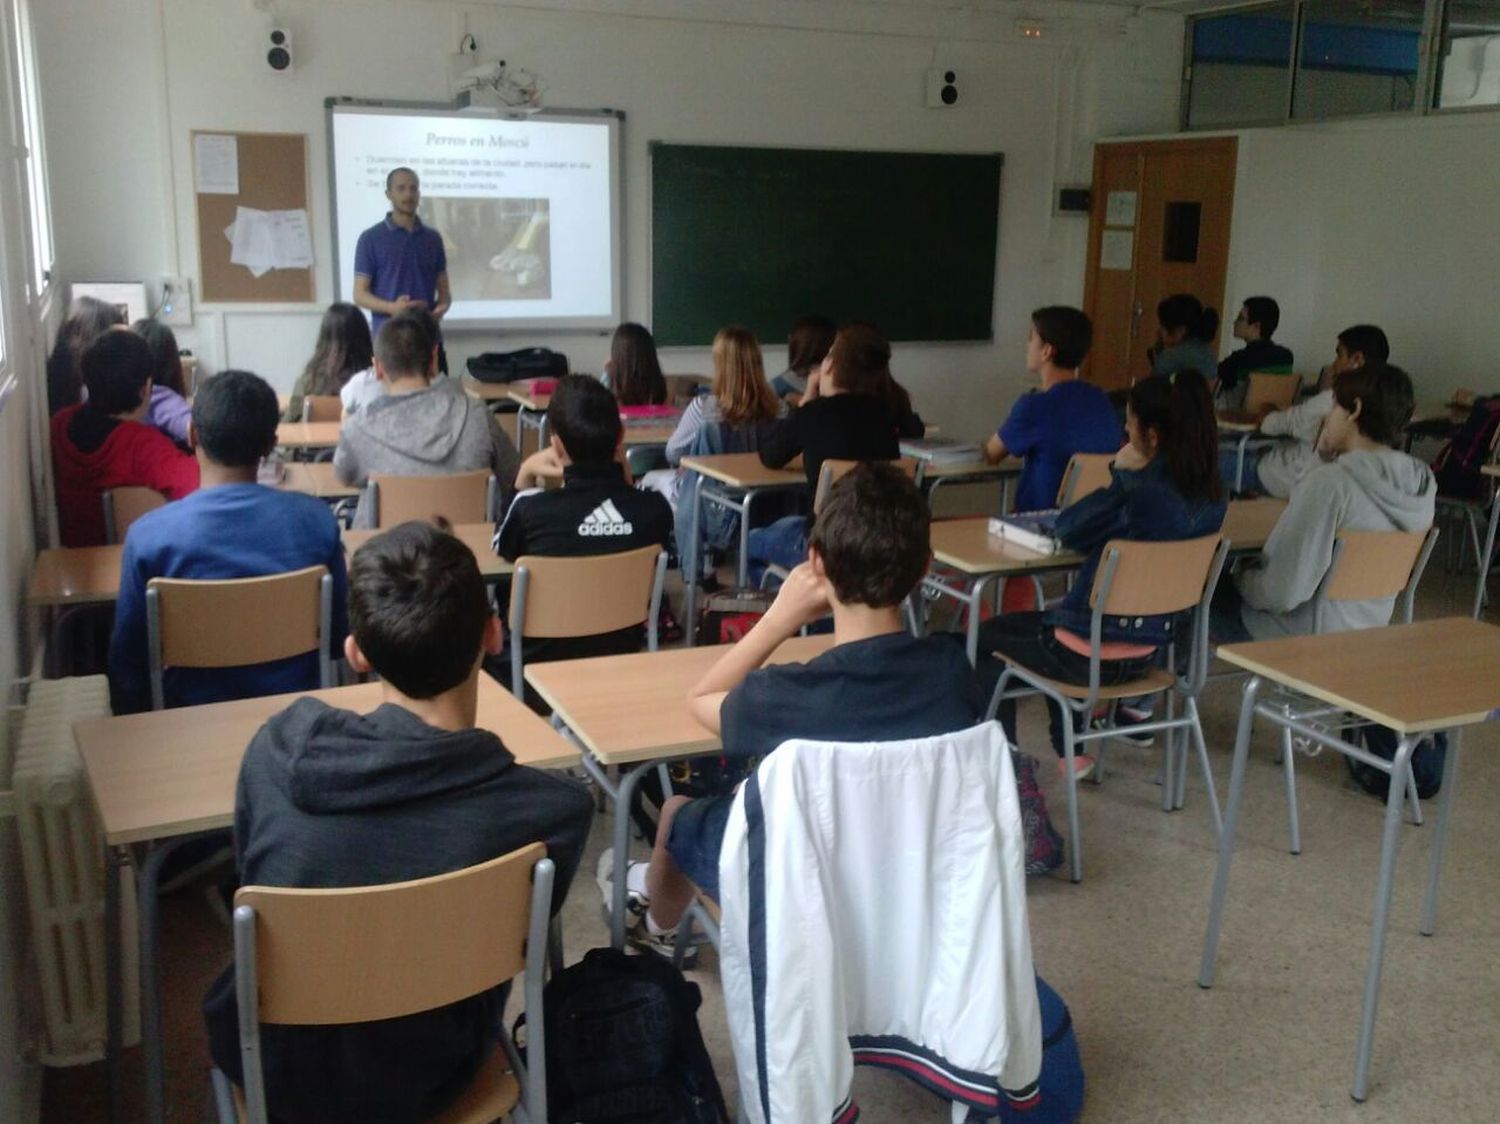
[
  {"left": 983, "top": 306, "right": 1121, "bottom": 512},
  {"left": 618, "top": 463, "right": 982, "bottom": 952},
  {"left": 1215, "top": 362, "right": 1435, "bottom": 641},
  {"left": 493, "top": 375, "right": 674, "bottom": 667},
  {"left": 771, "top": 313, "right": 838, "bottom": 400},
  {"left": 1216, "top": 295, "right": 1294, "bottom": 401},
  {"left": 1149, "top": 294, "right": 1219, "bottom": 381},
  {"left": 108, "top": 369, "right": 348, "bottom": 714},
  {"left": 204, "top": 521, "right": 593, "bottom": 1123},
  {"left": 979, "top": 370, "right": 1227, "bottom": 781},
  {"left": 47, "top": 295, "right": 126, "bottom": 415},
  {"left": 604, "top": 321, "right": 668, "bottom": 406},
  {"left": 50, "top": 330, "right": 199, "bottom": 546},
  {"left": 286, "top": 302, "right": 375, "bottom": 421},
  {"left": 334, "top": 309, "right": 520, "bottom": 528}
]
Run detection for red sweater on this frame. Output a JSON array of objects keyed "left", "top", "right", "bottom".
[{"left": 51, "top": 404, "right": 200, "bottom": 546}]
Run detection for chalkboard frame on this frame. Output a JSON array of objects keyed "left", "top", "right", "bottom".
[{"left": 649, "top": 141, "right": 1003, "bottom": 348}]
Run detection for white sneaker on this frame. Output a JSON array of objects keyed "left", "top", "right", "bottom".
[
  {"left": 625, "top": 913, "right": 696, "bottom": 966},
  {"left": 595, "top": 850, "right": 650, "bottom": 921}
]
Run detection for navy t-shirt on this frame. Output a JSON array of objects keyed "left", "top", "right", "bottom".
[{"left": 999, "top": 379, "right": 1122, "bottom": 512}]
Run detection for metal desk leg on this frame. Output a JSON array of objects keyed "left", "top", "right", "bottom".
[
  {"left": 105, "top": 845, "right": 124, "bottom": 1124},
  {"left": 964, "top": 575, "right": 998, "bottom": 666},
  {"left": 1234, "top": 433, "right": 1251, "bottom": 493},
  {"left": 1351, "top": 735, "right": 1416, "bottom": 1102},
  {"left": 682, "top": 472, "right": 705, "bottom": 643},
  {"left": 737, "top": 490, "right": 755, "bottom": 588},
  {"left": 1198, "top": 675, "right": 1262, "bottom": 988},
  {"left": 1472, "top": 490, "right": 1500, "bottom": 618},
  {"left": 578, "top": 753, "right": 656, "bottom": 949},
  {"left": 1420, "top": 728, "right": 1462, "bottom": 937}
]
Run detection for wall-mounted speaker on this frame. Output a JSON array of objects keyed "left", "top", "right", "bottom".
[
  {"left": 925, "top": 68, "right": 959, "bottom": 108},
  {"left": 266, "top": 27, "right": 293, "bottom": 74}
]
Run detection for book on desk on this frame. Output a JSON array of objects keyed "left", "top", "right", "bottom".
[
  {"left": 988, "top": 509, "right": 1064, "bottom": 554},
  {"left": 900, "top": 436, "right": 983, "bottom": 464}
]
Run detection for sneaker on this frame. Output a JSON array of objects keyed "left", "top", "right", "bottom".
[
  {"left": 595, "top": 850, "right": 651, "bottom": 923},
  {"left": 1092, "top": 705, "right": 1156, "bottom": 747},
  {"left": 625, "top": 913, "right": 697, "bottom": 966},
  {"left": 1057, "top": 754, "right": 1097, "bottom": 783}
]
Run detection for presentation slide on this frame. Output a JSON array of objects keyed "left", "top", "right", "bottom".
[{"left": 329, "top": 105, "right": 621, "bottom": 330}]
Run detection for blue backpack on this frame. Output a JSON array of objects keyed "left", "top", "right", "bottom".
[{"left": 994, "top": 976, "right": 1085, "bottom": 1122}]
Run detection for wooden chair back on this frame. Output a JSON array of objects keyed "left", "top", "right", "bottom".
[
  {"left": 301, "top": 395, "right": 343, "bottom": 423},
  {"left": 510, "top": 546, "right": 664, "bottom": 641},
  {"left": 1091, "top": 534, "right": 1223, "bottom": 617},
  {"left": 1244, "top": 371, "right": 1302, "bottom": 414},
  {"left": 813, "top": 457, "right": 919, "bottom": 514},
  {"left": 664, "top": 374, "right": 703, "bottom": 408},
  {"left": 101, "top": 487, "right": 167, "bottom": 544},
  {"left": 367, "top": 470, "right": 494, "bottom": 528},
  {"left": 146, "top": 565, "right": 332, "bottom": 709},
  {"left": 1056, "top": 453, "right": 1114, "bottom": 508},
  {"left": 1315, "top": 526, "right": 1439, "bottom": 631}
]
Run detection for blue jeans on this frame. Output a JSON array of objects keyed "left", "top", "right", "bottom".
[
  {"left": 746, "top": 514, "right": 810, "bottom": 579},
  {"left": 1218, "top": 446, "right": 1263, "bottom": 495}
]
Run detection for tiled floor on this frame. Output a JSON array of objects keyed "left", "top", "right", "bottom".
[{"left": 43, "top": 566, "right": 1500, "bottom": 1122}]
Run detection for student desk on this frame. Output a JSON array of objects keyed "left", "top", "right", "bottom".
[
  {"left": 526, "top": 635, "right": 833, "bottom": 947},
  {"left": 1469, "top": 463, "right": 1500, "bottom": 618},
  {"left": 1217, "top": 411, "right": 1273, "bottom": 493},
  {"left": 677, "top": 453, "right": 809, "bottom": 636},
  {"left": 81, "top": 676, "right": 577, "bottom": 1124},
  {"left": 1200, "top": 617, "right": 1500, "bottom": 1103},
  {"left": 28, "top": 544, "right": 125, "bottom": 606},
  {"left": 274, "top": 420, "right": 342, "bottom": 450},
  {"left": 926, "top": 499, "right": 1288, "bottom": 664},
  {"left": 279, "top": 460, "right": 358, "bottom": 500},
  {"left": 460, "top": 373, "right": 515, "bottom": 401},
  {"left": 914, "top": 459, "right": 1023, "bottom": 513},
  {"left": 507, "top": 384, "right": 552, "bottom": 453},
  {"left": 342, "top": 523, "right": 511, "bottom": 580}
]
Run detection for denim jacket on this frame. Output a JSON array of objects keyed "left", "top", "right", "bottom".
[{"left": 1046, "top": 458, "right": 1226, "bottom": 645}]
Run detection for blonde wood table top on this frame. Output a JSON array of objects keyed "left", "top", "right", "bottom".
[
  {"left": 508, "top": 388, "right": 551, "bottom": 411},
  {"left": 76, "top": 676, "right": 578, "bottom": 847},
  {"left": 918, "top": 459, "right": 1023, "bottom": 481},
  {"left": 622, "top": 424, "right": 679, "bottom": 446},
  {"left": 27, "top": 545, "right": 125, "bottom": 606},
  {"left": 1216, "top": 617, "right": 1500, "bottom": 735},
  {"left": 525, "top": 635, "right": 834, "bottom": 765},
  {"left": 1216, "top": 411, "right": 1262, "bottom": 434},
  {"left": 461, "top": 374, "right": 516, "bottom": 401},
  {"left": 280, "top": 461, "right": 358, "bottom": 499},
  {"left": 275, "top": 421, "right": 343, "bottom": 448},
  {"left": 342, "top": 523, "right": 512, "bottom": 578},
  {"left": 678, "top": 452, "right": 806, "bottom": 490}
]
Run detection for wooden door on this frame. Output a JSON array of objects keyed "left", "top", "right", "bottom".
[{"left": 1082, "top": 137, "right": 1238, "bottom": 389}]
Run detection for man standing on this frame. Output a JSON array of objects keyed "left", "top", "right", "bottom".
[{"left": 353, "top": 167, "right": 452, "bottom": 369}]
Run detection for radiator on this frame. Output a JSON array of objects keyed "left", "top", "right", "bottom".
[{"left": 12, "top": 676, "right": 139, "bottom": 1065}]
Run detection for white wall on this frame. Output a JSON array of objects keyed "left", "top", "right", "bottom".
[
  {"left": 32, "top": 0, "right": 1184, "bottom": 438},
  {"left": 1222, "top": 111, "right": 1500, "bottom": 400}
]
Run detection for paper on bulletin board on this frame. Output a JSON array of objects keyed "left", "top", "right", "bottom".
[
  {"left": 223, "top": 206, "right": 314, "bottom": 277},
  {"left": 194, "top": 134, "right": 240, "bottom": 194},
  {"left": 1100, "top": 230, "right": 1133, "bottom": 272},
  {"left": 1105, "top": 190, "right": 1137, "bottom": 227}
]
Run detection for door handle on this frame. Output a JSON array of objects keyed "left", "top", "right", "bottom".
[{"left": 1130, "top": 300, "right": 1143, "bottom": 339}]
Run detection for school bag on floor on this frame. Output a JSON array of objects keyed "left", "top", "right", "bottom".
[
  {"left": 524, "top": 946, "right": 729, "bottom": 1123},
  {"left": 1013, "top": 751, "right": 1066, "bottom": 875},
  {"left": 1431, "top": 395, "right": 1500, "bottom": 500},
  {"left": 1346, "top": 727, "right": 1448, "bottom": 801},
  {"left": 696, "top": 588, "right": 776, "bottom": 646},
  {"left": 993, "top": 976, "right": 1085, "bottom": 1123}
]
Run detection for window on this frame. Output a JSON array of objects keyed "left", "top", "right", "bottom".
[
  {"left": 1436, "top": 0, "right": 1500, "bottom": 108},
  {"left": 1186, "top": 3, "right": 1297, "bottom": 129},
  {"left": 1293, "top": 0, "right": 1425, "bottom": 119},
  {"left": 12, "top": 0, "right": 53, "bottom": 294}
]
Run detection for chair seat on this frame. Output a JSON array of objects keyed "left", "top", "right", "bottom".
[
  {"left": 998, "top": 655, "right": 1177, "bottom": 700},
  {"left": 230, "top": 1049, "right": 520, "bottom": 1124}
]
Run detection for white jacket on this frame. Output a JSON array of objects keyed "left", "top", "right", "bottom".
[{"left": 718, "top": 723, "right": 1042, "bottom": 1123}]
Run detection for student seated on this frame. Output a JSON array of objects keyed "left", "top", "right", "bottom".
[
  {"left": 334, "top": 309, "right": 520, "bottom": 527},
  {"left": 132, "top": 318, "right": 193, "bottom": 446},
  {"left": 51, "top": 330, "right": 199, "bottom": 547},
  {"left": 983, "top": 306, "right": 1120, "bottom": 512},
  {"left": 749, "top": 322, "right": 924, "bottom": 573},
  {"left": 493, "top": 375, "right": 673, "bottom": 667},
  {"left": 46, "top": 294, "right": 125, "bottom": 416},
  {"left": 1148, "top": 294, "right": 1219, "bottom": 381},
  {"left": 1213, "top": 362, "right": 1433, "bottom": 642},
  {"left": 603, "top": 320, "right": 668, "bottom": 406},
  {"left": 978, "top": 370, "right": 1226, "bottom": 781},
  {"left": 286, "top": 301, "right": 375, "bottom": 421},
  {"left": 1215, "top": 295, "right": 1294, "bottom": 405},
  {"left": 619, "top": 463, "right": 982, "bottom": 952},
  {"left": 107, "top": 370, "right": 349, "bottom": 715},
  {"left": 1221, "top": 324, "right": 1389, "bottom": 498},
  {"left": 204, "top": 521, "right": 593, "bottom": 1123},
  {"left": 771, "top": 313, "right": 837, "bottom": 401}
]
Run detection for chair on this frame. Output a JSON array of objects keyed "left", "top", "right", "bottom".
[
  {"left": 210, "top": 845, "right": 554, "bottom": 1124},
  {"left": 1055, "top": 452, "right": 1114, "bottom": 509},
  {"left": 101, "top": 486, "right": 167, "bottom": 544},
  {"left": 146, "top": 565, "right": 334, "bottom": 711},
  {"left": 811, "top": 456, "right": 918, "bottom": 514},
  {"left": 986, "top": 534, "right": 1231, "bottom": 882},
  {"left": 365, "top": 470, "right": 497, "bottom": 528},
  {"left": 664, "top": 374, "right": 703, "bottom": 407},
  {"left": 507, "top": 545, "right": 668, "bottom": 699},
  {"left": 301, "top": 395, "right": 343, "bottom": 422},
  {"left": 626, "top": 444, "right": 669, "bottom": 479},
  {"left": 1276, "top": 526, "right": 1439, "bottom": 854},
  {"left": 1243, "top": 371, "right": 1302, "bottom": 415}
]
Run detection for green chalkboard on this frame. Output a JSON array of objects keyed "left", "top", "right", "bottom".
[{"left": 650, "top": 143, "right": 1002, "bottom": 347}]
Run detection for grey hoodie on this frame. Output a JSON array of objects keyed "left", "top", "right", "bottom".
[
  {"left": 333, "top": 377, "right": 520, "bottom": 527},
  {"left": 1256, "top": 388, "right": 1332, "bottom": 499},
  {"left": 1237, "top": 448, "right": 1436, "bottom": 639}
]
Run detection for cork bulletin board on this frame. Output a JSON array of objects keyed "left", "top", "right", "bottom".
[{"left": 193, "top": 130, "right": 315, "bottom": 302}]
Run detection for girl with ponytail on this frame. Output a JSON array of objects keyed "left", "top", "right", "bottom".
[
  {"left": 978, "top": 368, "right": 1226, "bottom": 781},
  {"left": 1150, "top": 293, "right": 1220, "bottom": 382}
]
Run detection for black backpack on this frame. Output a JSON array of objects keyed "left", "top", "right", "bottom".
[
  {"left": 1431, "top": 396, "right": 1500, "bottom": 500},
  {"left": 524, "top": 947, "right": 729, "bottom": 1123},
  {"left": 1346, "top": 726, "right": 1448, "bottom": 801},
  {"left": 466, "top": 347, "right": 569, "bottom": 384}
]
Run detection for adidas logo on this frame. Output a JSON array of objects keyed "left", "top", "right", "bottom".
[{"left": 578, "top": 499, "right": 634, "bottom": 537}]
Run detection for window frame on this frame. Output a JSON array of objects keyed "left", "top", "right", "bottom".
[{"left": 10, "top": 0, "right": 52, "bottom": 299}]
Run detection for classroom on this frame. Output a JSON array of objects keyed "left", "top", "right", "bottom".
[{"left": 2, "top": 1, "right": 1499, "bottom": 1122}]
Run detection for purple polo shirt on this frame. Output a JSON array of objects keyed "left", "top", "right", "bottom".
[{"left": 352, "top": 214, "right": 447, "bottom": 335}]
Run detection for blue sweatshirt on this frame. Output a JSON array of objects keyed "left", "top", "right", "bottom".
[{"left": 109, "top": 483, "right": 349, "bottom": 714}]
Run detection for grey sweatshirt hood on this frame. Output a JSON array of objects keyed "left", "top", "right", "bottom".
[
  {"left": 1333, "top": 448, "right": 1435, "bottom": 530},
  {"left": 357, "top": 379, "right": 477, "bottom": 464}
]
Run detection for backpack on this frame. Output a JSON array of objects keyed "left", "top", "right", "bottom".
[
  {"left": 993, "top": 976, "right": 1085, "bottom": 1123},
  {"left": 1012, "top": 751, "right": 1066, "bottom": 875},
  {"left": 524, "top": 947, "right": 730, "bottom": 1123},
  {"left": 695, "top": 587, "right": 776, "bottom": 646},
  {"left": 1431, "top": 396, "right": 1500, "bottom": 500},
  {"left": 466, "top": 347, "right": 569, "bottom": 384},
  {"left": 1346, "top": 726, "right": 1448, "bottom": 801}
]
